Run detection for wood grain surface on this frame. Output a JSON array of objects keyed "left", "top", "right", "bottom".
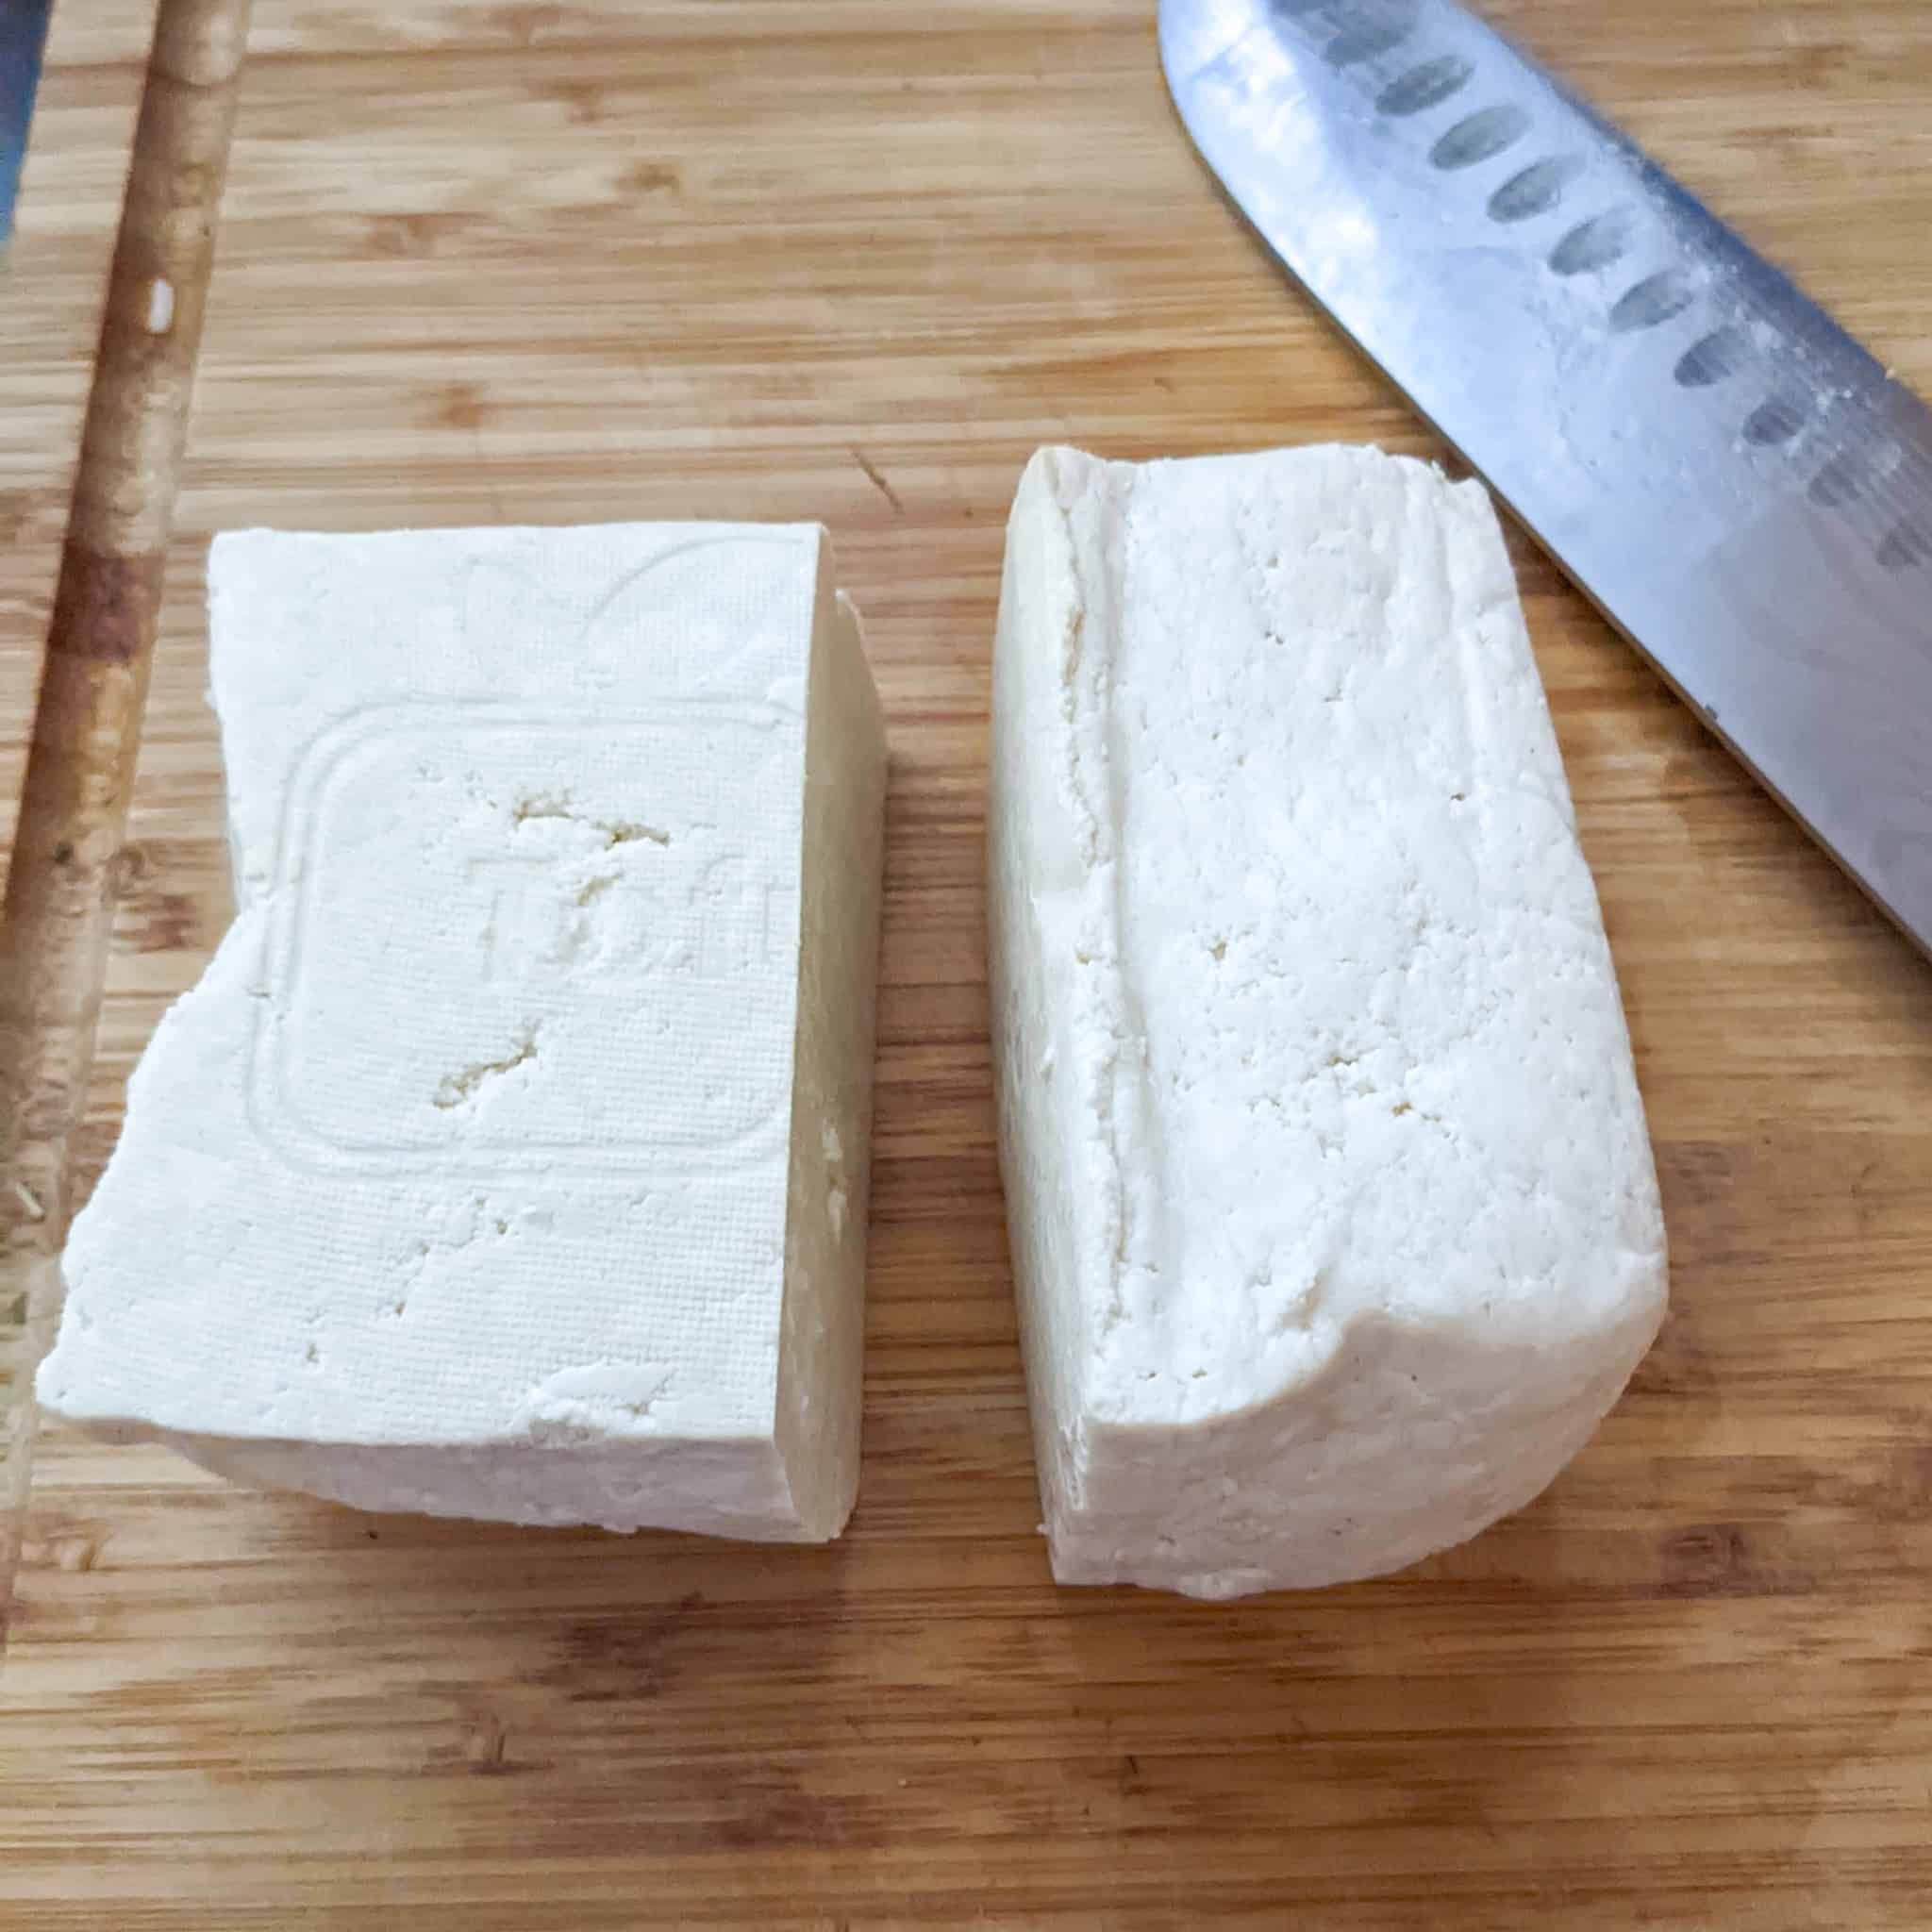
[{"left": 3, "top": 2, "right": 1930, "bottom": 1926}]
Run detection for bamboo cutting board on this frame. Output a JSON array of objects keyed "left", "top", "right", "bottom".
[{"left": 4, "top": 2, "right": 1931, "bottom": 1925}]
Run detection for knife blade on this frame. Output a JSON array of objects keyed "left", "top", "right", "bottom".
[
  {"left": 1160, "top": 0, "right": 1932, "bottom": 960},
  {"left": 0, "top": 0, "right": 52, "bottom": 258}
]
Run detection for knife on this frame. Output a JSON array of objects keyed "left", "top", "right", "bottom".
[
  {"left": 0, "top": 0, "right": 52, "bottom": 258},
  {"left": 1160, "top": 0, "right": 1932, "bottom": 960}
]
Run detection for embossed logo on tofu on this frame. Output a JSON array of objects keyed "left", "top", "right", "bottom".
[
  {"left": 472, "top": 847, "right": 793, "bottom": 987},
  {"left": 249, "top": 702, "right": 801, "bottom": 1175}
]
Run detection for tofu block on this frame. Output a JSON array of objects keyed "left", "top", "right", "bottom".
[
  {"left": 40, "top": 522, "right": 888, "bottom": 1542},
  {"left": 988, "top": 445, "right": 1668, "bottom": 1598}
]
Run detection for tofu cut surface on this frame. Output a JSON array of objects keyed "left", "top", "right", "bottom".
[
  {"left": 39, "top": 522, "right": 888, "bottom": 1542},
  {"left": 988, "top": 445, "right": 1668, "bottom": 1598}
]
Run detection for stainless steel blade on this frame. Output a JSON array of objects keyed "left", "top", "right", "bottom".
[{"left": 1161, "top": 0, "right": 1932, "bottom": 958}]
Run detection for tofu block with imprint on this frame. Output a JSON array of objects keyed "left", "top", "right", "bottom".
[
  {"left": 989, "top": 444, "right": 1668, "bottom": 1598},
  {"left": 39, "top": 522, "right": 888, "bottom": 1541}
]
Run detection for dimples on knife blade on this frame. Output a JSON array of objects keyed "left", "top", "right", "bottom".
[{"left": 1160, "top": 0, "right": 1932, "bottom": 957}]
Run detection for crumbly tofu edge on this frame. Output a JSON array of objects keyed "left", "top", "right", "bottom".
[{"left": 989, "top": 447, "right": 1113, "bottom": 1540}]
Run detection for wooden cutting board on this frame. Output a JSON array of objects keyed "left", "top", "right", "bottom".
[{"left": 4, "top": 3, "right": 1930, "bottom": 1925}]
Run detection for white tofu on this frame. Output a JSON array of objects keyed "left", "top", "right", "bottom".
[
  {"left": 39, "top": 521, "right": 888, "bottom": 1542},
  {"left": 988, "top": 445, "right": 1668, "bottom": 1598}
]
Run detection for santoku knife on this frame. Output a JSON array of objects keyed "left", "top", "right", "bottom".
[{"left": 1160, "top": 0, "right": 1932, "bottom": 959}]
